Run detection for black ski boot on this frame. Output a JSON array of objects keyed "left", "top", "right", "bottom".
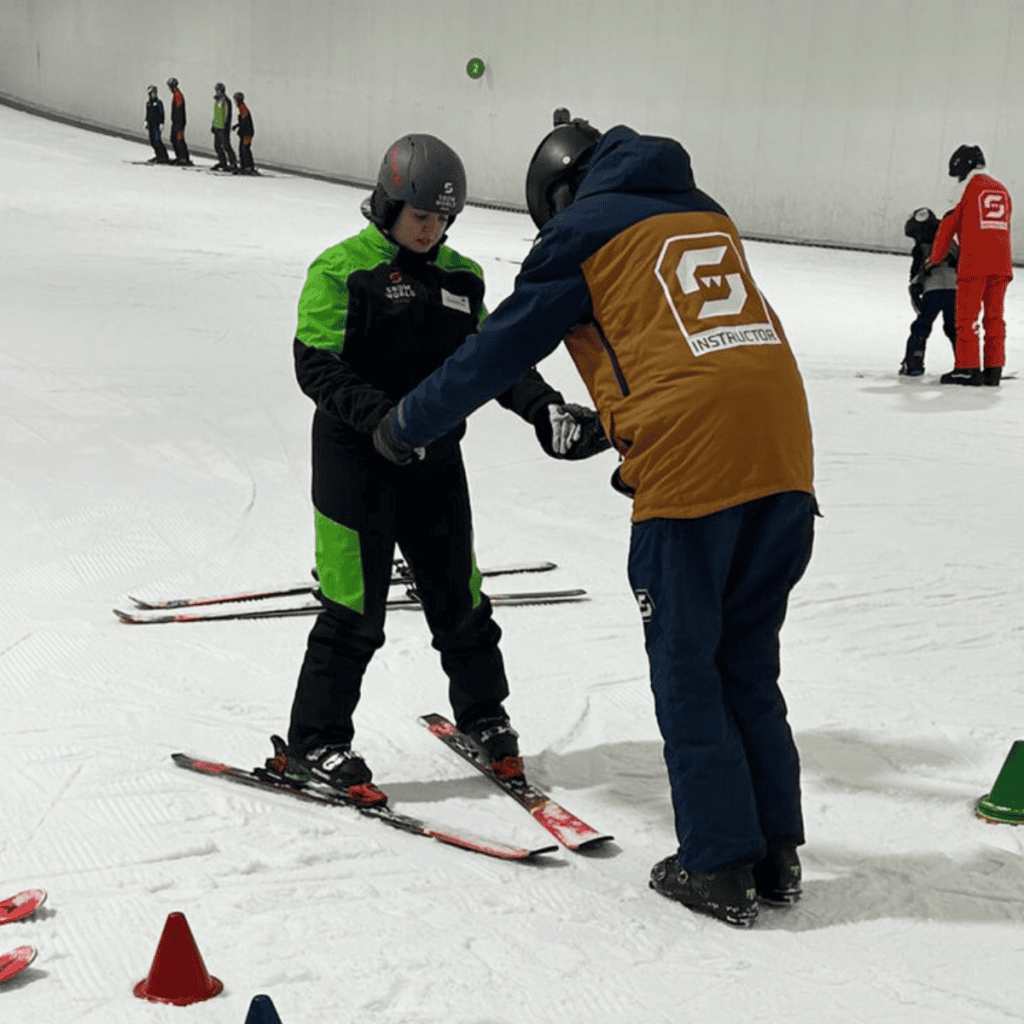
[
  {"left": 649, "top": 856, "right": 758, "bottom": 928},
  {"left": 940, "top": 367, "right": 982, "bottom": 386},
  {"left": 461, "top": 709, "right": 524, "bottom": 781},
  {"left": 752, "top": 842, "right": 802, "bottom": 905},
  {"left": 983, "top": 366, "right": 1003, "bottom": 387},
  {"left": 285, "top": 738, "right": 387, "bottom": 806},
  {"left": 899, "top": 351, "right": 924, "bottom": 376}
]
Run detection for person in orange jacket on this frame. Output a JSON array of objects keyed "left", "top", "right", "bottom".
[
  {"left": 930, "top": 145, "right": 1013, "bottom": 386},
  {"left": 374, "top": 111, "right": 816, "bottom": 928}
]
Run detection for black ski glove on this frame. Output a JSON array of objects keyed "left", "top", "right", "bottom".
[
  {"left": 534, "top": 403, "right": 611, "bottom": 460},
  {"left": 372, "top": 409, "right": 424, "bottom": 466}
]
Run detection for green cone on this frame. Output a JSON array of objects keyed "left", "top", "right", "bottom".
[{"left": 976, "top": 740, "right": 1024, "bottom": 825}]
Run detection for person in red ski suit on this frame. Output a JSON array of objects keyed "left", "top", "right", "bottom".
[
  {"left": 930, "top": 145, "right": 1013, "bottom": 387},
  {"left": 166, "top": 77, "right": 192, "bottom": 166}
]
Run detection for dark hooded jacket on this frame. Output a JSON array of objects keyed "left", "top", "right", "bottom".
[{"left": 394, "top": 125, "right": 813, "bottom": 521}]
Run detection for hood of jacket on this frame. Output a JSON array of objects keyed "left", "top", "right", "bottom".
[{"left": 574, "top": 125, "right": 697, "bottom": 204}]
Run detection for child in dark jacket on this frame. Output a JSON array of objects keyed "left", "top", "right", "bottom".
[{"left": 900, "top": 207, "right": 957, "bottom": 376}]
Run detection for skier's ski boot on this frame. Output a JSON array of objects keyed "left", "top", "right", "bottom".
[
  {"left": 752, "top": 842, "right": 802, "bottom": 905},
  {"left": 649, "top": 855, "right": 759, "bottom": 928},
  {"left": 266, "top": 736, "right": 387, "bottom": 807},
  {"left": 983, "top": 366, "right": 1003, "bottom": 387},
  {"left": 940, "top": 367, "right": 983, "bottom": 386},
  {"left": 899, "top": 351, "right": 924, "bottom": 376},
  {"left": 462, "top": 710, "right": 524, "bottom": 781}
]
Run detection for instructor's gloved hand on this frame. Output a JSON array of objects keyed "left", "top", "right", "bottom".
[
  {"left": 373, "top": 408, "right": 425, "bottom": 466},
  {"left": 534, "top": 403, "right": 612, "bottom": 460}
]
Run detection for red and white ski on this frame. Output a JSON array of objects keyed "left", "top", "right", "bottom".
[
  {"left": 0, "top": 890, "right": 46, "bottom": 926},
  {"left": 0, "top": 945, "right": 36, "bottom": 985},
  {"left": 419, "top": 714, "right": 614, "bottom": 852},
  {"left": 172, "top": 749, "right": 557, "bottom": 862}
]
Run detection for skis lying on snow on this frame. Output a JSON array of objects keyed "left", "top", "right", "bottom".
[
  {"left": 0, "top": 890, "right": 46, "bottom": 987},
  {"left": 126, "top": 559, "right": 558, "bottom": 610},
  {"left": 0, "top": 946, "right": 36, "bottom": 985},
  {"left": 420, "top": 713, "right": 614, "bottom": 852},
  {"left": 115, "top": 586, "right": 587, "bottom": 625},
  {"left": 0, "top": 890, "right": 47, "bottom": 926},
  {"left": 172, "top": 746, "right": 557, "bottom": 862}
]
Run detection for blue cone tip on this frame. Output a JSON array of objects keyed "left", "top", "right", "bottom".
[{"left": 244, "top": 994, "right": 283, "bottom": 1024}]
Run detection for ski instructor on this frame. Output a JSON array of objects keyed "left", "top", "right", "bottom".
[
  {"left": 374, "top": 112, "right": 817, "bottom": 928},
  {"left": 276, "top": 133, "right": 601, "bottom": 804}
]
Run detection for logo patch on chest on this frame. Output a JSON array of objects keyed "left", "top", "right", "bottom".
[
  {"left": 385, "top": 278, "right": 416, "bottom": 303},
  {"left": 441, "top": 288, "right": 471, "bottom": 314}
]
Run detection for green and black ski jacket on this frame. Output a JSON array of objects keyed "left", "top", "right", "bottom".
[{"left": 294, "top": 222, "right": 562, "bottom": 460}]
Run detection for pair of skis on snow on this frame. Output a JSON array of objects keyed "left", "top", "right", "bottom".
[
  {"left": 175, "top": 714, "right": 613, "bottom": 861},
  {"left": 115, "top": 559, "right": 587, "bottom": 624},
  {"left": 0, "top": 889, "right": 46, "bottom": 986}
]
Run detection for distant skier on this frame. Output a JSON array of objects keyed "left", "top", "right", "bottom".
[
  {"left": 166, "top": 77, "right": 191, "bottom": 165},
  {"left": 269, "top": 133, "right": 597, "bottom": 806},
  {"left": 930, "top": 145, "right": 1013, "bottom": 386},
  {"left": 899, "top": 207, "right": 957, "bottom": 376},
  {"left": 144, "top": 85, "right": 169, "bottom": 164},
  {"left": 232, "top": 91, "right": 256, "bottom": 174},
  {"left": 210, "top": 82, "right": 236, "bottom": 172},
  {"left": 374, "top": 111, "right": 816, "bottom": 928}
]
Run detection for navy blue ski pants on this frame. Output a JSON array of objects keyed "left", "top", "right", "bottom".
[
  {"left": 628, "top": 490, "right": 815, "bottom": 873},
  {"left": 906, "top": 289, "right": 956, "bottom": 359}
]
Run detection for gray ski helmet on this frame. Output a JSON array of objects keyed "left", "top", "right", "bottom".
[
  {"left": 948, "top": 144, "right": 985, "bottom": 181},
  {"left": 367, "top": 134, "right": 467, "bottom": 229},
  {"left": 525, "top": 109, "right": 602, "bottom": 229},
  {"left": 904, "top": 206, "right": 939, "bottom": 242}
]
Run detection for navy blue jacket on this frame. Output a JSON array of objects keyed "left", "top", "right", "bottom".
[{"left": 393, "top": 126, "right": 724, "bottom": 446}]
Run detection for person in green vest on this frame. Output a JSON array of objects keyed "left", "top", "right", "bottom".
[{"left": 210, "top": 82, "right": 236, "bottom": 172}]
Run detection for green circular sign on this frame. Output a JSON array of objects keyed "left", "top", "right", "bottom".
[{"left": 466, "top": 57, "right": 486, "bottom": 79}]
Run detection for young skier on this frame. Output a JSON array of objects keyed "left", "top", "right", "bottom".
[
  {"left": 272, "top": 133, "right": 596, "bottom": 804},
  {"left": 899, "top": 207, "right": 956, "bottom": 376},
  {"left": 144, "top": 85, "right": 169, "bottom": 164},
  {"left": 375, "top": 112, "right": 816, "bottom": 927},
  {"left": 931, "top": 145, "right": 1013, "bottom": 386},
  {"left": 232, "top": 91, "right": 256, "bottom": 174}
]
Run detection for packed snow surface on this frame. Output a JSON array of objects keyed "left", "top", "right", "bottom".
[{"left": 2, "top": 104, "right": 1023, "bottom": 1023}]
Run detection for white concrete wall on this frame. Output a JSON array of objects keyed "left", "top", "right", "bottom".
[{"left": 2, "top": 0, "right": 1022, "bottom": 256}]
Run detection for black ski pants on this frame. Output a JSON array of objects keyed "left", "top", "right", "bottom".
[
  {"left": 288, "top": 410, "right": 508, "bottom": 753},
  {"left": 212, "top": 127, "right": 236, "bottom": 169}
]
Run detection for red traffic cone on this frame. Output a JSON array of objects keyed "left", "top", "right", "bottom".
[{"left": 133, "top": 912, "right": 224, "bottom": 1005}]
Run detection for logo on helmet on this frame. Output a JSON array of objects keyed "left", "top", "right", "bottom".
[
  {"left": 389, "top": 146, "right": 403, "bottom": 187},
  {"left": 654, "top": 232, "right": 780, "bottom": 358}
]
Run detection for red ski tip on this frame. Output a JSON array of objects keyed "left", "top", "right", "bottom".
[
  {"left": 0, "top": 945, "right": 37, "bottom": 984},
  {"left": 0, "top": 889, "right": 47, "bottom": 926}
]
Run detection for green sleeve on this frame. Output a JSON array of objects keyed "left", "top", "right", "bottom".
[{"left": 296, "top": 253, "right": 352, "bottom": 352}]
